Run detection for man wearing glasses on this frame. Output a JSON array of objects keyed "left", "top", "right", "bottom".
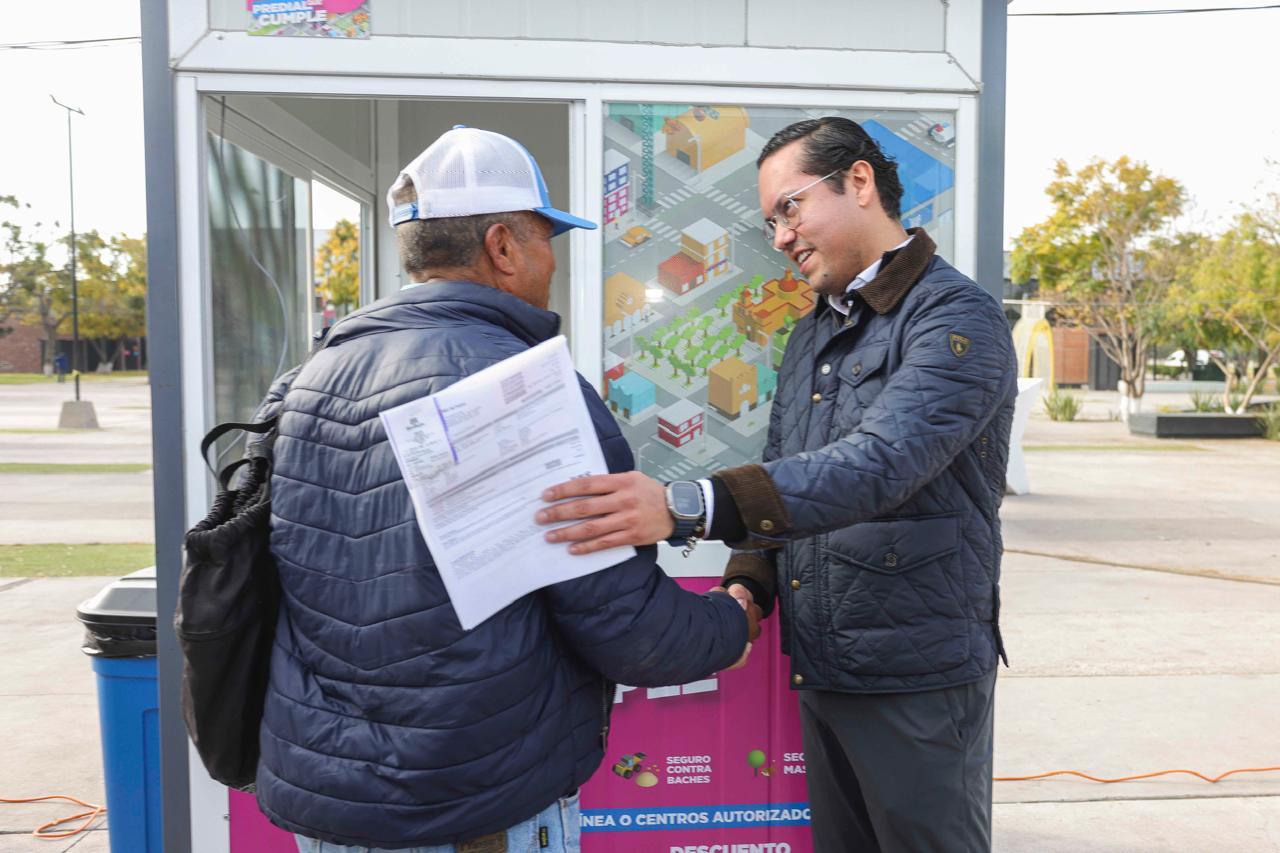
[{"left": 539, "top": 117, "right": 1018, "bottom": 852}]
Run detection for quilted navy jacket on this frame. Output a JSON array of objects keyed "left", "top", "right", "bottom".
[
  {"left": 719, "top": 230, "right": 1017, "bottom": 694},
  {"left": 255, "top": 281, "right": 747, "bottom": 848}
]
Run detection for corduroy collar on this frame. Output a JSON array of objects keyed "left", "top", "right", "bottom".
[{"left": 856, "top": 227, "right": 937, "bottom": 315}]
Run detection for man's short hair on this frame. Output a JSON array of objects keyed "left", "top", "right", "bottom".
[
  {"left": 391, "top": 183, "right": 530, "bottom": 276},
  {"left": 757, "top": 117, "right": 905, "bottom": 221}
]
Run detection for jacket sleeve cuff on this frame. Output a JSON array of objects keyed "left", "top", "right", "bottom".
[
  {"left": 722, "top": 553, "right": 777, "bottom": 618},
  {"left": 710, "top": 464, "right": 791, "bottom": 549}
]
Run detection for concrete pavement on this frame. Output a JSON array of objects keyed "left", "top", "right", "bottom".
[{"left": 0, "top": 379, "right": 154, "bottom": 546}]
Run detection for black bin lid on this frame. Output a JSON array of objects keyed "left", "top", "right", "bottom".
[{"left": 77, "top": 567, "right": 157, "bottom": 657}]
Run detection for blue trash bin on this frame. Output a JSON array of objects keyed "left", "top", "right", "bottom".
[{"left": 78, "top": 567, "right": 163, "bottom": 853}]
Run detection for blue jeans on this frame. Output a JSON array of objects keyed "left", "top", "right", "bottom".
[{"left": 295, "top": 791, "right": 581, "bottom": 853}]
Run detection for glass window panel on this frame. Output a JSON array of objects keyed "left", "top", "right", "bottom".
[
  {"left": 206, "top": 133, "right": 309, "bottom": 432},
  {"left": 600, "top": 103, "right": 957, "bottom": 480},
  {"left": 310, "top": 180, "right": 364, "bottom": 333}
]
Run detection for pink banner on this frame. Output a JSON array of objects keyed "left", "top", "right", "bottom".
[{"left": 230, "top": 577, "right": 812, "bottom": 852}]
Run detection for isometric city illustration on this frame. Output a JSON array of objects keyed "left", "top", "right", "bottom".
[{"left": 599, "top": 104, "right": 957, "bottom": 482}]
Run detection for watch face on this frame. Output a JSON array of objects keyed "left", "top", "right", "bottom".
[{"left": 668, "top": 481, "right": 703, "bottom": 518}]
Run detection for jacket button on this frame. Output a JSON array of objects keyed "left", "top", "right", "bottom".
[
  {"left": 811, "top": 393, "right": 822, "bottom": 403},
  {"left": 851, "top": 363, "right": 863, "bottom": 376},
  {"left": 791, "top": 579, "right": 801, "bottom": 590},
  {"left": 759, "top": 519, "right": 774, "bottom": 532},
  {"left": 793, "top": 674, "right": 804, "bottom": 685},
  {"left": 884, "top": 552, "right": 899, "bottom": 568},
  {"left": 820, "top": 364, "right": 831, "bottom": 375},
  {"left": 981, "top": 435, "right": 989, "bottom": 445}
]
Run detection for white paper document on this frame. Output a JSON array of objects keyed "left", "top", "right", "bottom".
[{"left": 379, "top": 336, "right": 635, "bottom": 629}]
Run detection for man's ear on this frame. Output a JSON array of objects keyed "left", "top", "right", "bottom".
[
  {"left": 483, "top": 222, "right": 520, "bottom": 276},
  {"left": 848, "top": 161, "right": 878, "bottom": 208}
]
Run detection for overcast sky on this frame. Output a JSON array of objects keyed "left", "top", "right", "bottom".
[{"left": 2, "top": 0, "right": 1278, "bottom": 251}]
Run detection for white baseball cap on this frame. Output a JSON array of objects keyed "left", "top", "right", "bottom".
[{"left": 387, "top": 125, "right": 597, "bottom": 236}]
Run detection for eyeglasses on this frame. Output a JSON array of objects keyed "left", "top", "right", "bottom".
[{"left": 762, "top": 169, "right": 842, "bottom": 250}]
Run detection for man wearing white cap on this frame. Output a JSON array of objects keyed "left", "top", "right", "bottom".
[{"left": 255, "top": 126, "right": 758, "bottom": 853}]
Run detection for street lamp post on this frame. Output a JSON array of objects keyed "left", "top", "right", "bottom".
[{"left": 52, "top": 95, "right": 98, "bottom": 429}]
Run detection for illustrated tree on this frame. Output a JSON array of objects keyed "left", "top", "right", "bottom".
[
  {"left": 715, "top": 291, "right": 734, "bottom": 316},
  {"left": 1010, "top": 157, "right": 1186, "bottom": 419},
  {"left": 667, "top": 354, "right": 682, "bottom": 379},
  {"left": 730, "top": 332, "right": 747, "bottom": 356},
  {"left": 695, "top": 352, "right": 714, "bottom": 375},
  {"left": 679, "top": 359, "right": 696, "bottom": 386},
  {"left": 749, "top": 273, "right": 765, "bottom": 299},
  {"left": 315, "top": 218, "right": 360, "bottom": 315},
  {"left": 646, "top": 339, "right": 665, "bottom": 367},
  {"left": 1172, "top": 201, "right": 1280, "bottom": 412}
]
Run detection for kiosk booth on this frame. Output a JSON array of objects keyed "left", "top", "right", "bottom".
[{"left": 140, "top": 2, "right": 1009, "bottom": 850}]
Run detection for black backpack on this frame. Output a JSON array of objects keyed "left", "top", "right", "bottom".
[{"left": 175, "top": 339, "right": 325, "bottom": 791}]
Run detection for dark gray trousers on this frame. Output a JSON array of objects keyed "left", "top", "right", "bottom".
[{"left": 799, "top": 670, "right": 996, "bottom": 853}]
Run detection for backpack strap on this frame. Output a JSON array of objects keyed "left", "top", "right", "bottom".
[{"left": 200, "top": 418, "right": 278, "bottom": 478}]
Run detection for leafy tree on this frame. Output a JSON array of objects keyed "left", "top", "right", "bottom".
[
  {"left": 315, "top": 218, "right": 360, "bottom": 313},
  {"left": 1010, "top": 157, "right": 1186, "bottom": 418},
  {"left": 1174, "top": 204, "right": 1280, "bottom": 412},
  {"left": 75, "top": 231, "right": 148, "bottom": 369},
  {"left": 0, "top": 200, "right": 70, "bottom": 372},
  {"left": 730, "top": 332, "right": 747, "bottom": 355}
]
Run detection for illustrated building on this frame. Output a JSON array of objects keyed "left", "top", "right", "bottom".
[
  {"left": 606, "top": 371, "right": 656, "bottom": 419},
  {"left": 603, "top": 149, "right": 631, "bottom": 225},
  {"left": 604, "top": 272, "right": 647, "bottom": 335},
  {"left": 664, "top": 105, "right": 749, "bottom": 172},
  {"left": 755, "top": 363, "right": 777, "bottom": 403},
  {"left": 602, "top": 351, "right": 625, "bottom": 399},
  {"left": 707, "top": 356, "right": 757, "bottom": 419},
  {"left": 656, "top": 399, "right": 705, "bottom": 448},
  {"left": 733, "top": 269, "right": 815, "bottom": 347},
  {"left": 680, "top": 218, "right": 730, "bottom": 281},
  {"left": 657, "top": 252, "right": 704, "bottom": 296}
]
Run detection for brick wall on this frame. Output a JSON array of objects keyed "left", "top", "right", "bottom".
[{"left": 0, "top": 324, "right": 45, "bottom": 373}]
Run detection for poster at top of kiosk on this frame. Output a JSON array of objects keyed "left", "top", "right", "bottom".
[
  {"left": 599, "top": 103, "right": 957, "bottom": 484},
  {"left": 247, "top": 0, "right": 370, "bottom": 38}
]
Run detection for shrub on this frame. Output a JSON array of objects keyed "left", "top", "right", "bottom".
[
  {"left": 1260, "top": 405, "right": 1280, "bottom": 442},
  {"left": 1042, "top": 388, "right": 1083, "bottom": 422},
  {"left": 1189, "top": 390, "right": 1221, "bottom": 412}
]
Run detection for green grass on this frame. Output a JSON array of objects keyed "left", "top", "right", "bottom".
[
  {"left": 0, "top": 462, "right": 151, "bottom": 474},
  {"left": 0, "top": 371, "right": 148, "bottom": 385},
  {"left": 1024, "top": 443, "right": 1205, "bottom": 452},
  {"left": 0, "top": 543, "right": 155, "bottom": 577}
]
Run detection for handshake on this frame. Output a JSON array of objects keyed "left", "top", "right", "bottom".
[{"left": 710, "top": 583, "right": 763, "bottom": 671}]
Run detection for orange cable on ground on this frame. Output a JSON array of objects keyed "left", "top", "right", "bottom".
[
  {"left": 995, "top": 766, "right": 1280, "bottom": 784},
  {"left": 0, "top": 794, "right": 106, "bottom": 839}
]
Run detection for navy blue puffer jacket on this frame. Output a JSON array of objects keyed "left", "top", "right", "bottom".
[
  {"left": 720, "top": 231, "right": 1017, "bottom": 695},
  {"left": 255, "top": 281, "right": 747, "bottom": 849}
]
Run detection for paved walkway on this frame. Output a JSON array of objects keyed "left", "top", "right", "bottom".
[
  {"left": 1, "top": 381, "right": 1279, "bottom": 851},
  {"left": 0, "top": 379, "right": 153, "bottom": 546}
]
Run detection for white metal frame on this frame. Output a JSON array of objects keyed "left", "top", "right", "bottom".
[{"left": 174, "top": 72, "right": 976, "bottom": 853}]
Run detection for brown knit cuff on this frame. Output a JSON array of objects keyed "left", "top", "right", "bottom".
[
  {"left": 712, "top": 464, "right": 790, "bottom": 549},
  {"left": 722, "top": 552, "right": 776, "bottom": 601}
]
